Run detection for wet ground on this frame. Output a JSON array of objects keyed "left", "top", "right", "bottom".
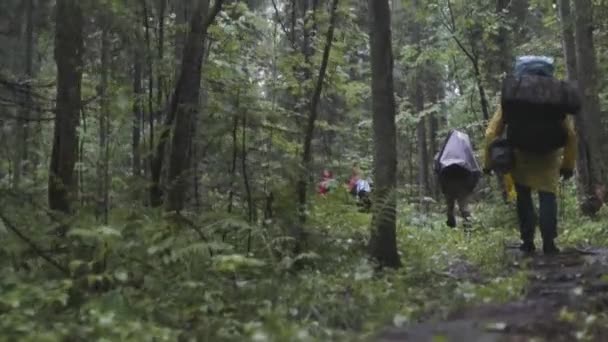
[{"left": 375, "top": 247, "right": 608, "bottom": 341}]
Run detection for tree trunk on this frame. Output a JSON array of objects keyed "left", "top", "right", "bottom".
[
  {"left": 473, "top": 61, "right": 490, "bottom": 121},
  {"left": 228, "top": 109, "right": 239, "bottom": 214},
  {"left": 488, "top": 0, "right": 513, "bottom": 93},
  {"left": 132, "top": 44, "right": 143, "bottom": 177},
  {"left": 49, "top": 0, "right": 83, "bottom": 214},
  {"left": 426, "top": 66, "right": 443, "bottom": 198},
  {"left": 415, "top": 80, "right": 429, "bottom": 200},
  {"left": 143, "top": 0, "right": 159, "bottom": 204},
  {"left": 165, "top": 0, "right": 223, "bottom": 211},
  {"left": 173, "top": 0, "right": 191, "bottom": 73},
  {"left": 14, "top": 0, "right": 35, "bottom": 188},
  {"left": 97, "top": 17, "right": 110, "bottom": 224},
  {"left": 294, "top": 0, "right": 339, "bottom": 250},
  {"left": 241, "top": 109, "right": 254, "bottom": 251},
  {"left": 411, "top": 1, "right": 429, "bottom": 201},
  {"left": 367, "top": 0, "right": 400, "bottom": 268},
  {"left": 573, "top": 0, "right": 606, "bottom": 215},
  {"left": 558, "top": 0, "right": 586, "bottom": 202},
  {"left": 558, "top": 0, "right": 577, "bottom": 81},
  {"left": 408, "top": 128, "right": 415, "bottom": 198},
  {"left": 157, "top": 0, "right": 166, "bottom": 118}
]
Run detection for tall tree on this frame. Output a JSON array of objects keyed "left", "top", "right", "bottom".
[
  {"left": 97, "top": 12, "right": 111, "bottom": 223},
  {"left": 164, "top": 0, "right": 224, "bottom": 211},
  {"left": 558, "top": 0, "right": 588, "bottom": 204},
  {"left": 558, "top": 0, "right": 577, "bottom": 80},
  {"left": 425, "top": 61, "right": 444, "bottom": 197},
  {"left": 411, "top": 0, "right": 429, "bottom": 201},
  {"left": 488, "top": 0, "right": 513, "bottom": 93},
  {"left": 293, "top": 0, "right": 339, "bottom": 251},
  {"left": 156, "top": 0, "right": 166, "bottom": 114},
  {"left": 367, "top": 0, "right": 400, "bottom": 268},
  {"left": 48, "top": 0, "right": 83, "bottom": 213},
  {"left": 14, "top": 0, "right": 36, "bottom": 188},
  {"left": 573, "top": 0, "right": 606, "bottom": 215},
  {"left": 132, "top": 41, "right": 143, "bottom": 178}
]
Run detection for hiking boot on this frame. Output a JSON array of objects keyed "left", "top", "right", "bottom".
[
  {"left": 519, "top": 241, "right": 536, "bottom": 253},
  {"left": 543, "top": 240, "right": 560, "bottom": 255},
  {"left": 446, "top": 216, "right": 456, "bottom": 228}
]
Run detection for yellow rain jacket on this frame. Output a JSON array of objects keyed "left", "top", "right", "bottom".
[
  {"left": 503, "top": 173, "right": 516, "bottom": 202},
  {"left": 483, "top": 106, "right": 577, "bottom": 194}
]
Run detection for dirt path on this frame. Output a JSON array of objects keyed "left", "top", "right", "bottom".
[{"left": 375, "top": 247, "right": 608, "bottom": 342}]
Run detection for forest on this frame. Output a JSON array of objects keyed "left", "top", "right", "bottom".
[{"left": 1, "top": 0, "right": 608, "bottom": 340}]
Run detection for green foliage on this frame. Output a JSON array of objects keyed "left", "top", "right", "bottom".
[
  {"left": 3, "top": 0, "right": 608, "bottom": 340},
  {"left": 7, "top": 191, "right": 591, "bottom": 340}
]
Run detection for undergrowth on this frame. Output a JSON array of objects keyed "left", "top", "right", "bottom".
[{"left": 0, "top": 185, "right": 605, "bottom": 341}]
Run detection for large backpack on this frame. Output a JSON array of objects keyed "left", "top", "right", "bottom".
[{"left": 500, "top": 56, "right": 581, "bottom": 154}]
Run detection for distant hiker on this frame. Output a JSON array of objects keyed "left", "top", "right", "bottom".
[
  {"left": 346, "top": 164, "right": 372, "bottom": 211},
  {"left": 354, "top": 177, "right": 372, "bottom": 211},
  {"left": 434, "top": 130, "right": 481, "bottom": 228},
  {"left": 484, "top": 55, "right": 579, "bottom": 255},
  {"left": 347, "top": 163, "right": 361, "bottom": 196},
  {"left": 317, "top": 169, "right": 336, "bottom": 195}
]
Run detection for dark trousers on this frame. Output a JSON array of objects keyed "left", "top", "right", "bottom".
[
  {"left": 357, "top": 190, "right": 371, "bottom": 211},
  {"left": 515, "top": 184, "right": 557, "bottom": 243}
]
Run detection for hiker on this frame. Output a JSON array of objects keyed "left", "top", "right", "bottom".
[
  {"left": 346, "top": 164, "right": 372, "bottom": 211},
  {"left": 434, "top": 130, "right": 481, "bottom": 228},
  {"left": 354, "top": 176, "right": 372, "bottom": 211},
  {"left": 484, "top": 55, "right": 579, "bottom": 255},
  {"left": 347, "top": 163, "right": 361, "bottom": 196},
  {"left": 317, "top": 169, "right": 336, "bottom": 195}
]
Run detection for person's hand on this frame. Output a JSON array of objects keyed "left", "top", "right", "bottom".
[{"left": 560, "top": 168, "right": 573, "bottom": 180}]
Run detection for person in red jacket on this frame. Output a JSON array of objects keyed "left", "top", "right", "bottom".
[{"left": 317, "top": 170, "right": 335, "bottom": 195}]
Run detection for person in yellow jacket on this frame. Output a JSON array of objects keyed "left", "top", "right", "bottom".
[{"left": 484, "top": 106, "right": 577, "bottom": 254}]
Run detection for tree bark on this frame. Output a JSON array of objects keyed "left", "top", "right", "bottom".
[
  {"left": 156, "top": 0, "right": 166, "bottom": 118},
  {"left": 143, "top": 0, "right": 155, "bottom": 164},
  {"left": 487, "top": 0, "right": 513, "bottom": 93},
  {"left": 295, "top": 0, "right": 339, "bottom": 248},
  {"left": 165, "top": 0, "right": 223, "bottom": 211},
  {"left": 415, "top": 79, "right": 429, "bottom": 200},
  {"left": 412, "top": 0, "right": 429, "bottom": 200},
  {"left": 14, "top": 0, "right": 35, "bottom": 188},
  {"left": 558, "top": 0, "right": 577, "bottom": 81},
  {"left": 573, "top": 0, "right": 606, "bottom": 215},
  {"left": 425, "top": 64, "right": 443, "bottom": 198},
  {"left": 241, "top": 109, "right": 254, "bottom": 251},
  {"left": 368, "top": 0, "right": 400, "bottom": 268},
  {"left": 558, "top": 0, "right": 587, "bottom": 200},
  {"left": 473, "top": 61, "right": 490, "bottom": 121},
  {"left": 132, "top": 43, "right": 143, "bottom": 177},
  {"left": 228, "top": 101, "right": 239, "bottom": 214},
  {"left": 97, "top": 16, "right": 110, "bottom": 224},
  {"left": 173, "top": 0, "right": 191, "bottom": 64},
  {"left": 49, "top": 0, "right": 83, "bottom": 213}
]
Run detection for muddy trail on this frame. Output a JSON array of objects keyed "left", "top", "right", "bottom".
[{"left": 376, "top": 247, "right": 608, "bottom": 342}]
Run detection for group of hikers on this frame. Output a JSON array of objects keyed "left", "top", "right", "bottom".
[
  {"left": 318, "top": 55, "right": 584, "bottom": 256},
  {"left": 317, "top": 163, "right": 372, "bottom": 210},
  {"left": 435, "top": 55, "right": 580, "bottom": 255}
]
